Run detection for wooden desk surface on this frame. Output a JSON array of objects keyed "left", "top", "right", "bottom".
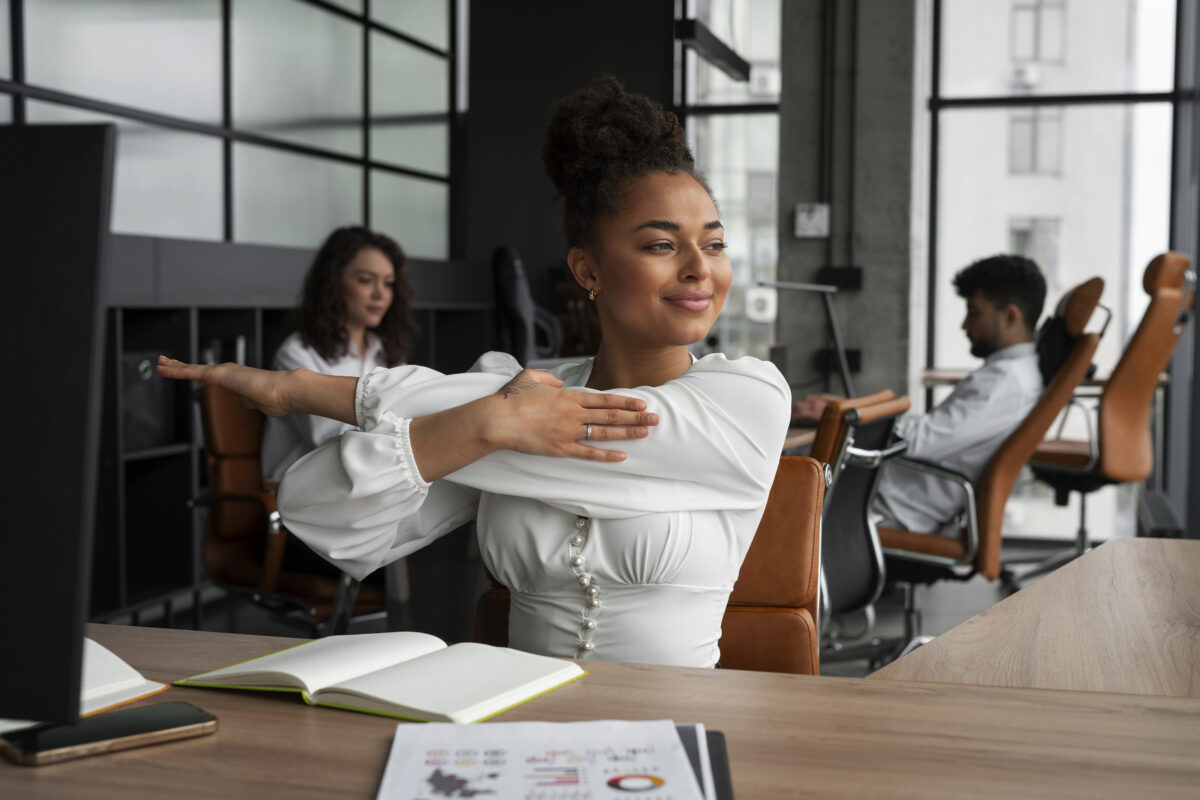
[
  {"left": 871, "top": 538, "right": 1200, "bottom": 697},
  {"left": 3, "top": 623, "right": 1199, "bottom": 798}
]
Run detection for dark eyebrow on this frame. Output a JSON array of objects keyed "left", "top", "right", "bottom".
[
  {"left": 633, "top": 219, "right": 724, "bottom": 232},
  {"left": 633, "top": 219, "right": 680, "bottom": 232}
]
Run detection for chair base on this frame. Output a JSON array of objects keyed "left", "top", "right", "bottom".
[
  {"left": 1001, "top": 494, "right": 1091, "bottom": 591},
  {"left": 821, "top": 583, "right": 931, "bottom": 670}
]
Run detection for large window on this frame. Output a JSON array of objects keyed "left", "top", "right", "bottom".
[
  {"left": 681, "top": 0, "right": 780, "bottom": 361},
  {"left": 927, "top": 0, "right": 1178, "bottom": 542},
  {"left": 1, "top": 0, "right": 457, "bottom": 258}
]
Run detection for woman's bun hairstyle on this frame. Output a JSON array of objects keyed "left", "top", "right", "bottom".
[{"left": 543, "top": 75, "right": 703, "bottom": 247}]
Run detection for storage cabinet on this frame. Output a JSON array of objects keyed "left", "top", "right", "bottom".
[{"left": 91, "top": 235, "right": 494, "bottom": 625}]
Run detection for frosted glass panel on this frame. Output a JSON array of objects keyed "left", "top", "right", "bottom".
[
  {"left": 371, "top": 170, "right": 448, "bottom": 260},
  {"left": 371, "top": 31, "right": 449, "bottom": 174},
  {"left": 0, "top": 97, "right": 10, "bottom": 124},
  {"left": 373, "top": 0, "right": 449, "bottom": 50},
  {"left": 27, "top": 101, "right": 223, "bottom": 240},
  {"left": 24, "top": 0, "right": 221, "bottom": 123},
  {"left": 233, "top": 0, "right": 362, "bottom": 157},
  {"left": 0, "top": 0, "right": 10, "bottom": 80},
  {"left": 942, "top": 0, "right": 1176, "bottom": 96},
  {"left": 234, "top": 143, "right": 362, "bottom": 248}
]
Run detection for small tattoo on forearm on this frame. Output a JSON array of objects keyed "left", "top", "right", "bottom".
[{"left": 500, "top": 377, "right": 539, "bottom": 399}]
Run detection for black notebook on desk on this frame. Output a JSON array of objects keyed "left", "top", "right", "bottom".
[{"left": 676, "top": 724, "right": 735, "bottom": 800}]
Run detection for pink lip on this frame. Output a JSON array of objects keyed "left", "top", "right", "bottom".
[
  {"left": 367, "top": 306, "right": 385, "bottom": 315},
  {"left": 664, "top": 291, "right": 712, "bottom": 312}
]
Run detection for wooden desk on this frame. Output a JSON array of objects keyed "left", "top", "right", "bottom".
[
  {"left": 3, "top": 623, "right": 1199, "bottom": 798},
  {"left": 871, "top": 539, "right": 1200, "bottom": 697}
]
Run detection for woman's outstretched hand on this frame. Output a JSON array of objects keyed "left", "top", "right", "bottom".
[
  {"left": 485, "top": 369, "right": 658, "bottom": 462},
  {"left": 156, "top": 356, "right": 291, "bottom": 416}
]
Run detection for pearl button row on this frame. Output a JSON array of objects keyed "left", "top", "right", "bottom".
[{"left": 569, "top": 515, "right": 599, "bottom": 656}]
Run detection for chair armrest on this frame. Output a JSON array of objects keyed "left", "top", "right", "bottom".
[
  {"left": 191, "top": 489, "right": 279, "bottom": 515},
  {"left": 879, "top": 456, "right": 979, "bottom": 568},
  {"left": 845, "top": 440, "right": 908, "bottom": 468},
  {"left": 191, "top": 490, "right": 287, "bottom": 595}
]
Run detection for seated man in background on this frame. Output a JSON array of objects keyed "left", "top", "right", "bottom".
[{"left": 793, "top": 254, "right": 1046, "bottom": 533}]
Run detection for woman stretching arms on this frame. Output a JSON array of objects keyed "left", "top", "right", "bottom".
[{"left": 159, "top": 77, "right": 791, "bottom": 668}]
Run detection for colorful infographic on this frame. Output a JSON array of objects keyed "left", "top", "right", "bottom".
[{"left": 377, "top": 720, "right": 704, "bottom": 800}]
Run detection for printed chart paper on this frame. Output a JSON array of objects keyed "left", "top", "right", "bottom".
[{"left": 377, "top": 719, "right": 704, "bottom": 800}]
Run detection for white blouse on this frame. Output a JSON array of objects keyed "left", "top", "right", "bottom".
[
  {"left": 261, "top": 332, "right": 389, "bottom": 480},
  {"left": 278, "top": 352, "right": 791, "bottom": 668}
]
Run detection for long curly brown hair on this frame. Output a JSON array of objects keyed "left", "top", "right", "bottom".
[
  {"left": 542, "top": 75, "right": 707, "bottom": 248},
  {"left": 295, "top": 226, "right": 418, "bottom": 365}
]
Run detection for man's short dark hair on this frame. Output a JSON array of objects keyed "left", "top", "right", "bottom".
[{"left": 953, "top": 254, "right": 1047, "bottom": 335}]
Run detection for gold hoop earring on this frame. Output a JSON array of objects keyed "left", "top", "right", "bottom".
[{"left": 588, "top": 289, "right": 597, "bottom": 301}]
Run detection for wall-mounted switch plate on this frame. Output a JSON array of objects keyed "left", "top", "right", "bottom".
[{"left": 793, "top": 203, "right": 830, "bottom": 238}]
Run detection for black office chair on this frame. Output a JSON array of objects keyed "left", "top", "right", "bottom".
[
  {"left": 493, "top": 246, "right": 563, "bottom": 365},
  {"left": 815, "top": 395, "right": 912, "bottom": 665}
]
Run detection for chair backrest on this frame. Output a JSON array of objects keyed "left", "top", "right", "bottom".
[
  {"left": 474, "top": 456, "right": 827, "bottom": 675},
  {"left": 973, "top": 278, "right": 1105, "bottom": 579},
  {"left": 809, "top": 389, "right": 895, "bottom": 465},
  {"left": 493, "top": 245, "right": 562, "bottom": 364},
  {"left": 1098, "top": 252, "right": 1194, "bottom": 483},
  {"left": 200, "top": 384, "right": 268, "bottom": 543},
  {"left": 719, "top": 456, "right": 825, "bottom": 674},
  {"left": 817, "top": 397, "right": 911, "bottom": 618}
]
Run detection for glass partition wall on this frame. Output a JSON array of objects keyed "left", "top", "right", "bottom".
[
  {"left": 680, "top": 0, "right": 781, "bottom": 361},
  {"left": 927, "top": 0, "right": 1179, "bottom": 541},
  {"left": 3, "top": 0, "right": 455, "bottom": 257}
]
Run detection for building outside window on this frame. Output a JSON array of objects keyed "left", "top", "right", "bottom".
[
  {"left": 1011, "top": 0, "right": 1065, "bottom": 63},
  {"left": 1009, "top": 106, "right": 1062, "bottom": 174},
  {"left": 1008, "top": 216, "right": 1061, "bottom": 288}
]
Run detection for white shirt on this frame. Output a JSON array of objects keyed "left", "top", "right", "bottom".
[
  {"left": 260, "top": 332, "right": 389, "bottom": 480},
  {"left": 875, "top": 342, "right": 1042, "bottom": 532},
  {"left": 277, "top": 352, "right": 791, "bottom": 668}
]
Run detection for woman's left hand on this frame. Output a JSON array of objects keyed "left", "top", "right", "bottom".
[{"left": 485, "top": 369, "right": 658, "bottom": 461}]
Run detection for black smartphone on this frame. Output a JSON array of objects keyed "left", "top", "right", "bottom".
[{"left": 0, "top": 702, "right": 217, "bottom": 766}]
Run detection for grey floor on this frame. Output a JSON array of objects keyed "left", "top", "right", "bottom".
[{"left": 143, "top": 536, "right": 1069, "bottom": 680}]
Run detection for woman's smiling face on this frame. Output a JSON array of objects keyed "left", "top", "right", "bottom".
[{"left": 577, "top": 171, "right": 732, "bottom": 350}]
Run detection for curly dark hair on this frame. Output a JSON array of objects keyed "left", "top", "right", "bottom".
[
  {"left": 295, "top": 226, "right": 419, "bottom": 365},
  {"left": 953, "top": 254, "right": 1047, "bottom": 335},
  {"left": 542, "top": 75, "right": 706, "bottom": 248}
]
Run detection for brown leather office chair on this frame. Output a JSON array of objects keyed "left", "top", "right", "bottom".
[
  {"left": 199, "top": 385, "right": 384, "bottom": 633},
  {"left": 875, "top": 277, "right": 1104, "bottom": 644},
  {"left": 1018, "top": 253, "right": 1195, "bottom": 583},
  {"left": 474, "top": 456, "right": 826, "bottom": 675}
]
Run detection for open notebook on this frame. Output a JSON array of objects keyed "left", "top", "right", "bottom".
[
  {"left": 177, "top": 631, "right": 586, "bottom": 724},
  {"left": 0, "top": 638, "right": 168, "bottom": 735}
]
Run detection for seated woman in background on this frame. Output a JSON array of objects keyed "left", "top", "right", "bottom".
[
  {"left": 261, "top": 226, "right": 419, "bottom": 480},
  {"left": 159, "top": 76, "right": 790, "bottom": 669}
]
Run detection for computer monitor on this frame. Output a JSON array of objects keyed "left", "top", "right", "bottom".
[{"left": 0, "top": 124, "right": 115, "bottom": 723}]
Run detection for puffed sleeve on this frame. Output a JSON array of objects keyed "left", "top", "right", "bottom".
[
  {"left": 278, "top": 355, "right": 523, "bottom": 579},
  {"left": 438, "top": 354, "right": 791, "bottom": 518}
]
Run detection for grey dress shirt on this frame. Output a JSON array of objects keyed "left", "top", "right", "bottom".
[{"left": 874, "top": 342, "right": 1042, "bottom": 533}]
